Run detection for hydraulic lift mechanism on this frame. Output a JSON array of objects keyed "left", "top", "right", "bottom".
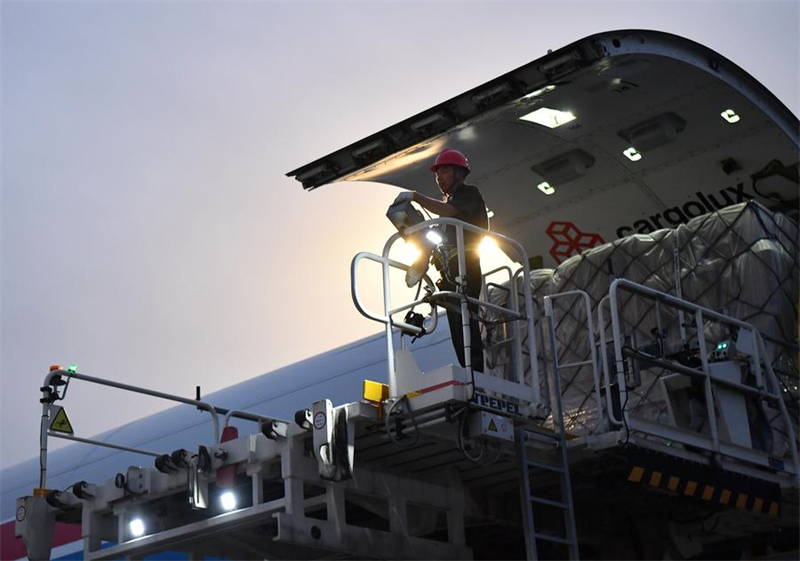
[{"left": 15, "top": 216, "right": 798, "bottom": 560}]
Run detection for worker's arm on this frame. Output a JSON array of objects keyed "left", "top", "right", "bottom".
[{"left": 412, "top": 191, "right": 458, "bottom": 217}]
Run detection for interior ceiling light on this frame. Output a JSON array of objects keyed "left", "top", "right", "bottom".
[
  {"left": 720, "top": 109, "right": 740, "bottom": 124},
  {"left": 617, "top": 112, "right": 686, "bottom": 152},
  {"left": 522, "top": 85, "right": 556, "bottom": 99},
  {"left": 519, "top": 107, "right": 576, "bottom": 128},
  {"left": 623, "top": 147, "right": 642, "bottom": 162},
  {"left": 531, "top": 149, "right": 595, "bottom": 185},
  {"left": 537, "top": 182, "right": 555, "bottom": 195}
]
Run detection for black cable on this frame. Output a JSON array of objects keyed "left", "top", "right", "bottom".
[
  {"left": 384, "top": 396, "right": 420, "bottom": 447},
  {"left": 39, "top": 405, "right": 50, "bottom": 487},
  {"left": 619, "top": 346, "right": 634, "bottom": 447},
  {"left": 621, "top": 389, "right": 631, "bottom": 447}
]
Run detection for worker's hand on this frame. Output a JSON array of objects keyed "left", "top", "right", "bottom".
[{"left": 394, "top": 191, "right": 415, "bottom": 204}]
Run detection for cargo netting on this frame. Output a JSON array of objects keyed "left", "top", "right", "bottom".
[{"left": 484, "top": 201, "right": 798, "bottom": 459}]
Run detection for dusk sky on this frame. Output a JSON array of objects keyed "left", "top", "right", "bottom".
[{"left": 2, "top": 1, "right": 798, "bottom": 470}]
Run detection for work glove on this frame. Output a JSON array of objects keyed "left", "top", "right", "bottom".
[{"left": 394, "top": 191, "right": 414, "bottom": 204}]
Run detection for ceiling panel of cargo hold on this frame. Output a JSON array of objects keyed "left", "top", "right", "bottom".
[{"left": 288, "top": 30, "right": 798, "bottom": 268}]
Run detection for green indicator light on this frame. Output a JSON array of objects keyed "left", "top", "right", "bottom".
[
  {"left": 721, "top": 109, "right": 740, "bottom": 124},
  {"left": 67, "top": 364, "right": 77, "bottom": 374},
  {"left": 623, "top": 147, "right": 642, "bottom": 162},
  {"left": 537, "top": 181, "right": 555, "bottom": 195}
]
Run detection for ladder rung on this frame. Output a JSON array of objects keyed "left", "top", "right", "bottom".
[
  {"left": 530, "top": 495, "right": 568, "bottom": 509},
  {"left": 525, "top": 458, "right": 564, "bottom": 473},
  {"left": 534, "top": 532, "right": 573, "bottom": 545},
  {"left": 522, "top": 429, "right": 560, "bottom": 445},
  {"left": 558, "top": 359, "right": 593, "bottom": 368}
]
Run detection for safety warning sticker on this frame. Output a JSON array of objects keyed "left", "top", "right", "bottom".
[{"left": 49, "top": 406, "right": 74, "bottom": 434}]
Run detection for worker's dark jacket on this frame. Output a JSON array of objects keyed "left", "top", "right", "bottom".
[
  {"left": 440, "top": 183, "right": 488, "bottom": 372},
  {"left": 443, "top": 183, "right": 489, "bottom": 266}
]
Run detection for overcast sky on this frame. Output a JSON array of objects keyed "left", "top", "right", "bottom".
[{"left": 2, "top": 0, "right": 798, "bottom": 470}]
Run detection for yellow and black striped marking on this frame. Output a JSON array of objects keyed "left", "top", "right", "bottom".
[{"left": 626, "top": 446, "right": 781, "bottom": 517}]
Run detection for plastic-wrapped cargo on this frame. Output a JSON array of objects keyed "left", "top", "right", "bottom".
[{"left": 485, "top": 201, "right": 798, "bottom": 456}]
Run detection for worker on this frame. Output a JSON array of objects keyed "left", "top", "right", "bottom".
[{"left": 400, "top": 149, "right": 488, "bottom": 373}]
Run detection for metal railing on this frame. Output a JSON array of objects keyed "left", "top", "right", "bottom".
[
  {"left": 601, "top": 279, "right": 799, "bottom": 475},
  {"left": 544, "top": 291, "right": 603, "bottom": 432},
  {"left": 539, "top": 279, "right": 798, "bottom": 480},
  {"left": 351, "top": 217, "right": 540, "bottom": 404},
  {"left": 482, "top": 265, "right": 522, "bottom": 380},
  {"left": 38, "top": 368, "right": 280, "bottom": 490}
]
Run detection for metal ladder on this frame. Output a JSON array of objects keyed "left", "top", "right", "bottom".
[
  {"left": 516, "top": 422, "right": 579, "bottom": 560},
  {"left": 515, "top": 291, "right": 594, "bottom": 560}
]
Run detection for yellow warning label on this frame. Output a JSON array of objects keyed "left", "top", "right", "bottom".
[
  {"left": 487, "top": 419, "right": 498, "bottom": 432},
  {"left": 50, "top": 407, "right": 74, "bottom": 434}
]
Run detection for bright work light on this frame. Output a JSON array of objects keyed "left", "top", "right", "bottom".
[
  {"left": 479, "top": 236, "right": 498, "bottom": 257},
  {"left": 396, "top": 239, "right": 421, "bottom": 264},
  {"left": 386, "top": 198, "right": 444, "bottom": 255},
  {"left": 220, "top": 491, "right": 237, "bottom": 511},
  {"left": 425, "top": 230, "right": 443, "bottom": 245},
  {"left": 129, "top": 518, "right": 145, "bottom": 538}
]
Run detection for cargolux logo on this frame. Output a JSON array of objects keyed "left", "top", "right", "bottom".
[
  {"left": 545, "top": 183, "right": 758, "bottom": 264},
  {"left": 546, "top": 221, "right": 605, "bottom": 264}
]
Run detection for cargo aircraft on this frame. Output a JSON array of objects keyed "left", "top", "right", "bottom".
[{"left": 2, "top": 30, "right": 797, "bottom": 560}]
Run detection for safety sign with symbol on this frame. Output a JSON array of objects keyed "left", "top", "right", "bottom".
[
  {"left": 488, "top": 419, "right": 498, "bottom": 432},
  {"left": 49, "top": 406, "right": 74, "bottom": 435},
  {"left": 314, "top": 412, "right": 326, "bottom": 430}
]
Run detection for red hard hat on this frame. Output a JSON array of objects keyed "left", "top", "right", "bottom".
[{"left": 430, "top": 149, "right": 470, "bottom": 175}]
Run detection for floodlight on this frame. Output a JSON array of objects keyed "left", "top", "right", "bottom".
[
  {"left": 129, "top": 518, "right": 145, "bottom": 538},
  {"left": 425, "top": 230, "right": 443, "bottom": 245},
  {"left": 220, "top": 491, "right": 237, "bottom": 512}
]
